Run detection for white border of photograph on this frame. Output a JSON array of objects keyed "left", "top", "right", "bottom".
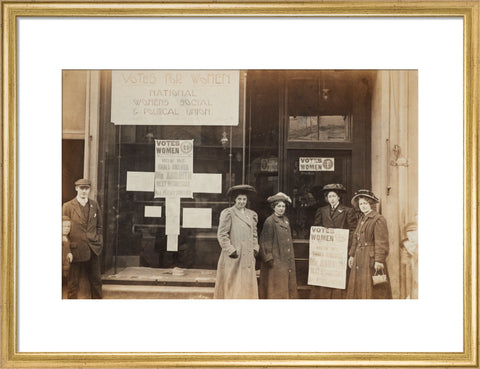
[{"left": 17, "top": 17, "right": 463, "bottom": 352}]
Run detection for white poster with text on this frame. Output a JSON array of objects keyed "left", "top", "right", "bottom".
[
  {"left": 308, "top": 226, "right": 349, "bottom": 289},
  {"left": 154, "top": 139, "right": 193, "bottom": 199},
  {"left": 111, "top": 70, "right": 240, "bottom": 125}
]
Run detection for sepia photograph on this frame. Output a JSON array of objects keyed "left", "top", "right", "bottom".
[
  {"left": 2, "top": 2, "right": 477, "bottom": 367},
  {"left": 62, "top": 69, "right": 418, "bottom": 300}
]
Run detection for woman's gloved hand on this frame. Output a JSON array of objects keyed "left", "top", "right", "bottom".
[
  {"left": 229, "top": 250, "right": 239, "bottom": 259},
  {"left": 374, "top": 262, "right": 384, "bottom": 272}
]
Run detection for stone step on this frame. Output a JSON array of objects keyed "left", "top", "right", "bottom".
[
  {"left": 101, "top": 266, "right": 312, "bottom": 299},
  {"left": 102, "top": 267, "right": 216, "bottom": 287},
  {"left": 103, "top": 284, "right": 215, "bottom": 299}
]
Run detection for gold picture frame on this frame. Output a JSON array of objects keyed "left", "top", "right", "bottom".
[{"left": 2, "top": 1, "right": 478, "bottom": 367}]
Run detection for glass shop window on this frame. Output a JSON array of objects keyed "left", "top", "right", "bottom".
[
  {"left": 286, "top": 75, "right": 352, "bottom": 143},
  {"left": 288, "top": 115, "right": 351, "bottom": 142},
  {"left": 285, "top": 74, "right": 354, "bottom": 241},
  {"left": 107, "top": 122, "right": 246, "bottom": 270},
  {"left": 246, "top": 72, "right": 280, "bottom": 230}
]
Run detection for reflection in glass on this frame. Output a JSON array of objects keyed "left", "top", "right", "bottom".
[{"left": 288, "top": 115, "right": 350, "bottom": 142}]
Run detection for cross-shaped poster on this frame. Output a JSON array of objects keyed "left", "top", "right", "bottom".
[{"left": 125, "top": 139, "right": 222, "bottom": 251}]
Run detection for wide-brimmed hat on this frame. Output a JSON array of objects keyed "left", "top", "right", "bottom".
[
  {"left": 267, "top": 192, "right": 292, "bottom": 204},
  {"left": 320, "top": 183, "right": 347, "bottom": 195},
  {"left": 226, "top": 184, "right": 256, "bottom": 198},
  {"left": 351, "top": 189, "right": 379, "bottom": 207},
  {"left": 74, "top": 178, "right": 91, "bottom": 187}
]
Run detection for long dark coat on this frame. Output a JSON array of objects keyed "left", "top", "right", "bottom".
[
  {"left": 346, "top": 210, "right": 392, "bottom": 299},
  {"left": 259, "top": 214, "right": 298, "bottom": 299},
  {"left": 214, "top": 206, "right": 259, "bottom": 299},
  {"left": 313, "top": 204, "right": 357, "bottom": 246},
  {"left": 310, "top": 204, "right": 357, "bottom": 299},
  {"left": 62, "top": 198, "right": 103, "bottom": 262}
]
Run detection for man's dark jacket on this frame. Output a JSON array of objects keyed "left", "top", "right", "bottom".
[{"left": 62, "top": 198, "right": 103, "bottom": 262}]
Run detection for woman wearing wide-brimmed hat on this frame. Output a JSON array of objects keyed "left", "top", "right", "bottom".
[
  {"left": 214, "top": 184, "right": 259, "bottom": 299},
  {"left": 258, "top": 192, "right": 298, "bottom": 299},
  {"left": 346, "top": 190, "right": 392, "bottom": 299},
  {"left": 310, "top": 183, "right": 357, "bottom": 299}
]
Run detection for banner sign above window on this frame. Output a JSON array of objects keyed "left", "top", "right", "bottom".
[
  {"left": 299, "top": 157, "right": 335, "bottom": 171},
  {"left": 111, "top": 70, "right": 240, "bottom": 125}
]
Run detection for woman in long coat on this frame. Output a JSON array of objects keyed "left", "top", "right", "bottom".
[
  {"left": 214, "top": 185, "right": 259, "bottom": 299},
  {"left": 310, "top": 184, "right": 357, "bottom": 299},
  {"left": 259, "top": 192, "right": 298, "bottom": 299},
  {"left": 346, "top": 190, "right": 392, "bottom": 299}
]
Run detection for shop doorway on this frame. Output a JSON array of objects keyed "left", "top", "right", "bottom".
[
  {"left": 247, "top": 70, "right": 372, "bottom": 233},
  {"left": 246, "top": 71, "right": 372, "bottom": 292},
  {"left": 285, "top": 149, "right": 352, "bottom": 238},
  {"left": 62, "top": 139, "right": 85, "bottom": 204}
]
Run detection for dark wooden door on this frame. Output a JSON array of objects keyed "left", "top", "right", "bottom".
[
  {"left": 277, "top": 71, "right": 373, "bottom": 297},
  {"left": 62, "top": 139, "right": 85, "bottom": 204},
  {"left": 285, "top": 148, "right": 352, "bottom": 239}
]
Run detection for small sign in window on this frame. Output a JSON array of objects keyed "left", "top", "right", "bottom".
[
  {"left": 260, "top": 158, "right": 278, "bottom": 172},
  {"left": 299, "top": 157, "right": 335, "bottom": 171}
]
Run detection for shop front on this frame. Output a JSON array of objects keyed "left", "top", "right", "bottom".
[{"left": 62, "top": 69, "right": 417, "bottom": 298}]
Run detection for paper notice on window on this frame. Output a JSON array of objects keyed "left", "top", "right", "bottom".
[
  {"left": 260, "top": 158, "right": 278, "bottom": 172},
  {"left": 165, "top": 197, "right": 180, "bottom": 236},
  {"left": 154, "top": 139, "right": 193, "bottom": 198},
  {"left": 165, "top": 197, "right": 181, "bottom": 251},
  {"left": 191, "top": 173, "right": 222, "bottom": 193},
  {"left": 299, "top": 157, "right": 335, "bottom": 171},
  {"left": 308, "top": 226, "right": 349, "bottom": 289},
  {"left": 144, "top": 206, "right": 162, "bottom": 218},
  {"left": 126, "top": 171, "right": 155, "bottom": 192},
  {"left": 167, "top": 234, "right": 179, "bottom": 252},
  {"left": 182, "top": 208, "right": 212, "bottom": 228}
]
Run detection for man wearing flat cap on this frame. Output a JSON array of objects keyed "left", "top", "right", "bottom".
[{"left": 62, "top": 178, "right": 103, "bottom": 299}]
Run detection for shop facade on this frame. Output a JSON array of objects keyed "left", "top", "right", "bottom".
[{"left": 62, "top": 69, "right": 418, "bottom": 298}]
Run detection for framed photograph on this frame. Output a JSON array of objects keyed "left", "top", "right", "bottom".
[{"left": 2, "top": 1, "right": 478, "bottom": 367}]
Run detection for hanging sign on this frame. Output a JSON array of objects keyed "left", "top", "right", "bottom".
[
  {"left": 260, "top": 158, "right": 278, "bottom": 172},
  {"left": 154, "top": 139, "right": 193, "bottom": 199},
  {"left": 299, "top": 157, "right": 335, "bottom": 171},
  {"left": 308, "top": 226, "right": 349, "bottom": 289},
  {"left": 111, "top": 70, "right": 240, "bottom": 125}
]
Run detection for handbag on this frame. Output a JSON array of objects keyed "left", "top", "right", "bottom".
[{"left": 372, "top": 269, "right": 388, "bottom": 286}]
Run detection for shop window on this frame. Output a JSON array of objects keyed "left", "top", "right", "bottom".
[
  {"left": 286, "top": 74, "right": 353, "bottom": 134},
  {"left": 288, "top": 115, "right": 351, "bottom": 142},
  {"left": 106, "top": 122, "right": 247, "bottom": 270}
]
